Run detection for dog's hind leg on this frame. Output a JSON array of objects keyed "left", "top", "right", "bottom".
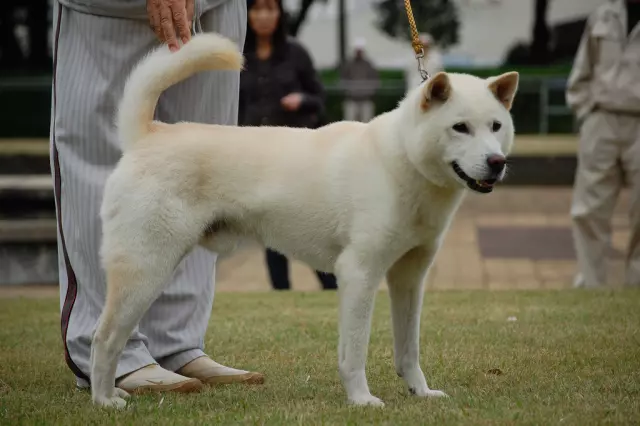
[
  {"left": 387, "top": 246, "right": 447, "bottom": 398},
  {"left": 90, "top": 249, "right": 187, "bottom": 409},
  {"left": 335, "top": 248, "right": 386, "bottom": 407}
]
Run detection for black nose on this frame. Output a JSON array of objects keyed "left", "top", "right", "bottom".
[{"left": 486, "top": 154, "right": 506, "bottom": 175}]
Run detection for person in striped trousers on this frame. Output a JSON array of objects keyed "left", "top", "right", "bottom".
[{"left": 50, "top": 0, "right": 264, "bottom": 393}]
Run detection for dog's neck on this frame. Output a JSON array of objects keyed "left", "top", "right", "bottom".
[
  {"left": 371, "top": 106, "right": 460, "bottom": 188},
  {"left": 368, "top": 109, "right": 466, "bottom": 210}
]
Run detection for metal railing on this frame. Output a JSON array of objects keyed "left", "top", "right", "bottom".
[
  {"left": 536, "top": 77, "right": 577, "bottom": 134},
  {"left": 324, "top": 75, "right": 577, "bottom": 135}
]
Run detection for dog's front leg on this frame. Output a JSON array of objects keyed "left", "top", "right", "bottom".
[
  {"left": 387, "top": 246, "right": 447, "bottom": 398},
  {"left": 336, "top": 249, "right": 385, "bottom": 407}
]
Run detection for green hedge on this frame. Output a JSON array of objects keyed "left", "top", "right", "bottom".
[
  {"left": 322, "top": 87, "right": 575, "bottom": 134},
  {"left": 0, "top": 65, "right": 575, "bottom": 138},
  {"left": 320, "top": 65, "right": 575, "bottom": 134}
]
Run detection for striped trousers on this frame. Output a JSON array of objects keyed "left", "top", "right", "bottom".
[{"left": 49, "top": 0, "right": 246, "bottom": 384}]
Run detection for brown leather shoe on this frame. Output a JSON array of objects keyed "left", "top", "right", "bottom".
[{"left": 177, "top": 356, "right": 265, "bottom": 385}]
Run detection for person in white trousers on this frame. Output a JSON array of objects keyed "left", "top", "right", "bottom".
[{"left": 50, "top": 0, "right": 264, "bottom": 394}]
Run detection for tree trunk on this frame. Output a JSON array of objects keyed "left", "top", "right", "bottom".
[
  {"left": 530, "top": 0, "right": 550, "bottom": 65},
  {"left": 289, "top": 0, "right": 316, "bottom": 37},
  {"left": 338, "top": 0, "right": 347, "bottom": 66}
]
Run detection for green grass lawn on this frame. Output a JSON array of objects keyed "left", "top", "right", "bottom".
[{"left": 1, "top": 289, "right": 639, "bottom": 425}]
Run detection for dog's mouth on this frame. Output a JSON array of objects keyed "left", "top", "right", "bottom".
[{"left": 451, "top": 162, "right": 496, "bottom": 194}]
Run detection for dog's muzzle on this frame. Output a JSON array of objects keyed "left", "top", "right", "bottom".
[{"left": 451, "top": 161, "right": 497, "bottom": 194}]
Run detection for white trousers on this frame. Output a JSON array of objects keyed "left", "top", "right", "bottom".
[{"left": 50, "top": 0, "right": 246, "bottom": 382}]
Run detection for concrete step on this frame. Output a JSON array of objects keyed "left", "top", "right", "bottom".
[
  {"left": 0, "top": 175, "right": 52, "bottom": 192},
  {"left": 0, "top": 139, "right": 51, "bottom": 175},
  {"left": 0, "top": 136, "right": 579, "bottom": 185},
  {"left": 0, "top": 175, "right": 55, "bottom": 219},
  {"left": 0, "top": 218, "right": 57, "bottom": 243},
  {"left": 0, "top": 138, "right": 50, "bottom": 155},
  {"left": 0, "top": 135, "right": 579, "bottom": 158}
]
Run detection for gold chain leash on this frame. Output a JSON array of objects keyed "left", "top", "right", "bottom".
[{"left": 403, "top": 0, "right": 429, "bottom": 82}]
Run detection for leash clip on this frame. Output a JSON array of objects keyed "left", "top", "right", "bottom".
[
  {"left": 415, "top": 47, "right": 430, "bottom": 83},
  {"left": 406, "top": 0, "right": 429, "bottom": 84}
]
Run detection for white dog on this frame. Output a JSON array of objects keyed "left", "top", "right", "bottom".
[{"left": 90, "top": 33, "right": 519, "bottom": 409}]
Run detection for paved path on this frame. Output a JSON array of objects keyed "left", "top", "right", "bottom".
[
  {"left": 1, "top": 187, "right": 630, "bottom": 298},
  {"left": 213, "top": 186, "right": 631, "bottom": 292}
]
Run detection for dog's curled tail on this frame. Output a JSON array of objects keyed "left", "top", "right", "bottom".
[{"left": 117, "top": 33, "right": 243, "bottom": 151}]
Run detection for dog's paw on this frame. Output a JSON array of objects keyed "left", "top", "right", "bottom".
[
  {"left": 348, "top": 394, "right": 385, "bottom": 407},
  {"left": 409, "top": 387, "right": 448, "bottom": 398},
  {"left": 114, "top": 388, "right": 130, "bottom": 399},
  {"left": 93, "top": 391, "right": 128, "bottom": 409}
]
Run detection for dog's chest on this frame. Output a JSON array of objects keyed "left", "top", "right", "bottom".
[{"left": 406, "top": 196, "right": 463, "bottom": 245}]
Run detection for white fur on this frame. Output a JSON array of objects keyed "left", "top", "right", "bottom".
[{"left": 90, "top": 33, "right": 519, "bottom": 409}]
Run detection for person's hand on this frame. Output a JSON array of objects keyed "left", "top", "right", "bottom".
[
  {"left": 281, "top": 93, "right": 304, "bottom": 111},
  {"left": 147, "top": 0, "right": 194, "bottom": 52}
]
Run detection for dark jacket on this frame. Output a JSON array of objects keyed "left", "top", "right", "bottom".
[{"left": 239, "top": 39, "right": 325, "bottom": 129}]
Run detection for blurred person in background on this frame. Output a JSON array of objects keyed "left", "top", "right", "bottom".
[
  {"left": 24, "top": 0, "right": 50, "bottom": 70},
  {"left": 405, "top": 32, "right": 443, "bottom": 90},
  {"left": 0, "top": 0, "right": 49, "bottom": 71},
  {"left": 339, "top": 37, "right": 379, "bottom": 122},
  {"left": 50, "top": 0, "right": 263, "bottom": 395},
  {"left": 0, "top": 1, "right": 22, "bottom": 69},
  {"left": 566, "top": 0, "right": 640, "bottom": 288},
  {"left": 239, "top": 0, "right": 337, "bottom": 291}
]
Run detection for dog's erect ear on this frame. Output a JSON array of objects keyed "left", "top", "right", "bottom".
[
  {"left": 421, "top": 72, "right": 451, "bottom": 111},
  {"left": 487, "top": 71, "right": 519, "bottom": 111}
]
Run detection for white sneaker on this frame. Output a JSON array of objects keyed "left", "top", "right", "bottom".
[
  {"left": 177, "top": 356, "right": 265, "bottom": 385},
  {"left": 116, "top": 364, "right": 203, "bottom": 394}
]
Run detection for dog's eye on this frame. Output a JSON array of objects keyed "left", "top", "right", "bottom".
[
  {"left": 452, "top": 123, "right": 469, "bottom": 134},
  {"left": 491, "top": 121, "right": 502, "bottom": 132}
]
